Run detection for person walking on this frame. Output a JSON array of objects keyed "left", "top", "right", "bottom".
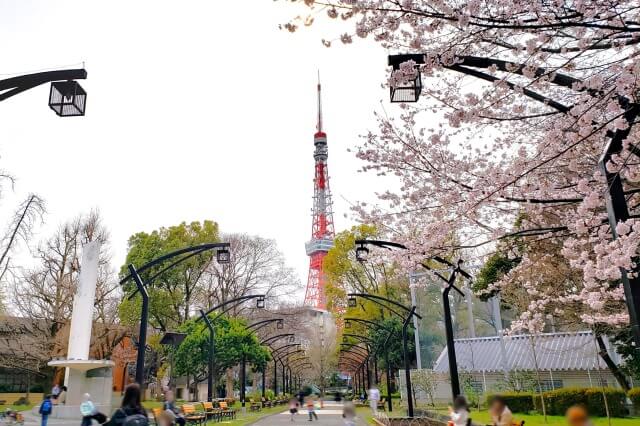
[
  {"left": 342, "top": 401, "right": 356, "bottom": 426},
  {"left": 56, "top": 386, "right": 67, "bottom": 405},
  {"left": 448, "top": 396, "right": 470, "bottom": 426},
  {"left": 81, "top": 393, "right": 96, "bottom": 426},
  {"left": 489, "top": 396, "right": 513, "bottom": 426},
  {"left": 105, "top": 383, "right": 148, "bottom": 426},
  {"left": 162, "top": 390, "right": 185, "bottom": 426},
  {"left": 566, "top": 405, "right": 593, "bottom": 426},
  {"left": 305, "top": 396, "right": 318, "bottom": 421},
  {"left": 38, "top": 395, "right": 53, "bottom": 426},
  {"left": 368, "top": 385, "right": 380, "bottom": 416},
  {"left": 288, "top": 398, "right": 299, "bottom": 422}
]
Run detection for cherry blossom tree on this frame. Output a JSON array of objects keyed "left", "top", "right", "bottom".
[{"left": 281, "top": 1, "right": 640, "bottom": 334}]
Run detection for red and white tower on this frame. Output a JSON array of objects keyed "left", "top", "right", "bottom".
[{"left": 304, "top": 77, "right": 335, "bottom": 310}]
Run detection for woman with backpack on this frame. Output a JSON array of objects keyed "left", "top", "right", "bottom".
[{"left": 104, "top": 383, "right": 148, "bottom": 426}]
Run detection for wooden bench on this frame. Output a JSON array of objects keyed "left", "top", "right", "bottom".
[
  {"left": 181, "top": 404, "right": 205, "bottom": 426},
  {"left": 218, "top": 401, "right": 236, "bottom": 420},
  {"left": 249, "top": 399, "right": 261, "bottom": 412},
  {"left": 202, "top": 401, "right": 222, "bottom": 423},
  {"left": 376, "top": 398, "right": 386, "bottom": 411},
  {"left": 261, "top": 397, "right": 272, "bottom": 408}
]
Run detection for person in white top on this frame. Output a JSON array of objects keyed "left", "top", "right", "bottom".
[
  {"left": 368, "top": 385, "right": 380, "bottom": 416},
  {"left": 449, "top": 395, "right": 470, "bottom": 426},
  {"left": 489, "top": 396, "right": 513, "bottom": 426}
]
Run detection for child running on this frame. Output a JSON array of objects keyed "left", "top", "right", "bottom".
[
  {"left": 305, "top": 395, "right": 318, "bottom": 421},
  {"left": 288, "top": 398, "right": 299, "bottom": 422}
]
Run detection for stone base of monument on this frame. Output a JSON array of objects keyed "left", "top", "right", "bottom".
[{"left": 45, "top": 359, "right": 114, "bottom": 419}]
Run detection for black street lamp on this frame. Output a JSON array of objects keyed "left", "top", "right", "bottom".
[
  {"left": 243, "top": 318, "right": 285, "bottom": 406},
  {"left": 347, "top": 292, "right": 421, "bottom": 417},
  {"left": 354, "top": 239, "right": 472, "bottom": 403},
  {"left": 0, "top": 68, "right": 88, "bottom": 116},
  {"left": 120, "top": 242, "right": 231, "bottom": 388},
  {"left": 196, "top": 294, "right": 266, "bottom": 401},
  {"left": 387, "top": 54, "right": 425, "bottom": 103},
  {"left": 345, "top": 317, "right": 396, "bottom": 412}
]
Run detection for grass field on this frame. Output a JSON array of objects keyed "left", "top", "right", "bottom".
[{"left": 0, "top": 403, "right": 35, "bottom": 412}]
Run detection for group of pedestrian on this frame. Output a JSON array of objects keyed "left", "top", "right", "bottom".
[{"left": 288, "top": 392, "right": 319, "bottom": 422}]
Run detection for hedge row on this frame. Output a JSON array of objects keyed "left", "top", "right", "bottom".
[
  {"left": 486, "top": 393, "right": 534, "bottom": 413},
  {"left": 533, "top": 387, "right": 626, "bottom": 417},
  {"left": 487, "top": 387, "right": 629, "bottom": 417}
]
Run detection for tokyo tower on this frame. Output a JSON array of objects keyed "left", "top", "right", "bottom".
[{"left": 304, "top": 76, "right": 335, "bottom": 310}]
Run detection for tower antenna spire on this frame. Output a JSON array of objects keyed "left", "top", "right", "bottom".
[
  {"left": 317, "top": 70, "right": 322, "bottom": 133},
  {"left": 305, "top": 73, "right": 335, "bottom": 311}
]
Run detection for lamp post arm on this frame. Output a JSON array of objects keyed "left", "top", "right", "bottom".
[
  {"left": 248, "top": 318, "right": 283, "bottom": 332},
  {"left": 198, "top": 294, "right": 265, "bottom": 319},
  {"left": 271, "top": 343, "right": 300, "bottom": 356},
  {"left": 341, "top": 350, "right": 369, "bottom": 362},
  {"left": 348, "top": 293, "right": 422, "bottom": 320},
  {"left": 261, "top": 333, "right": 294, "bottom": 345},
  {"left": 0, "top": 69, "right": 87, "bottom": 102},
  {"left": 121, "top": 243, "right": 231, "bottom": 297},
  {"left": 340, "top": 343, "right": 369, "bottom": 357},
  {"left": 343, "top": 333, "right": 374, "bottom": 344},
  {"left": 344, "top": 317, "right": 391, "bottom": 331}
]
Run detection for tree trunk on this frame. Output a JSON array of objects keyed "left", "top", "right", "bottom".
[
  {"left": 596, "top": 335, "right": 630, "bottom": 391},
  {"left": 226, "top": 368, "right": 234, "bottom": 398}
]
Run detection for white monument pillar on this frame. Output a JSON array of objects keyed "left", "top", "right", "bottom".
[{"left": 48, "top": 241, "right": 114, "bottom": 419}]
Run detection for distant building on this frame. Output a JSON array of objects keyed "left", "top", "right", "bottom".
[
  {"left": 0, "top": 315, "right": 134, "bottom": 394},
  {"left": 401, "top": 331, "right": 624, "bottom": 403}
]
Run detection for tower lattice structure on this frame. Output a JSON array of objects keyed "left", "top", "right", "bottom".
[{"left": 304, "top": 78, "right": 335, "bottom": 310}]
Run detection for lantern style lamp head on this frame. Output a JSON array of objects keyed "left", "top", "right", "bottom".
[
  {"left": 388, "top": 54, "right": 425, "bottom": 103},
  {"left": 288, "top": 335, "right": 296, "bottom": 343},
  {"left": 256, "top": 296, "right": 266, "bottom": 309},
  {"left": 355, "top": 244, "right": 369, "bottom": 263},
  {"left": 348, "top": 296, "right": 357, "bottom": 308},
  {"left": 345, "top": 320, "right": 352, "bottom": 329},
  {"left": 277, "top": 319, "right": 284, "bottom": 329},
  {"left": 49, "top": 80, "right": 87, "bottom": 116},
  {"left": 216, "top": 247, "right": 231, "bottom": 264}
]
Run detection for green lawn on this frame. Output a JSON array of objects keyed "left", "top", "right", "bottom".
[
  {"left": 435, "top": 408, "right": 640, "bottom": 426},
  {"left": 0, "top": 403, "right": 35, "bottom": 412}
]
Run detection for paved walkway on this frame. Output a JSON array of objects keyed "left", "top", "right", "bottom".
[{"left": 252, "top": 402, "right": 368, "bottom": 426}]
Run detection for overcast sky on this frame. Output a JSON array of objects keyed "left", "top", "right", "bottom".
[{"left": 0, "top": 1, "right": 390, "bottom": 296}]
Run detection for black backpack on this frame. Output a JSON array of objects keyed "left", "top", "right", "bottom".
[{"left": 119, "top": 409, "right": 148, "bottom": 426}]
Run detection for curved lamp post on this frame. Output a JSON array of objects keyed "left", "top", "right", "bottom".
[
  {"left": 347, "top": 292, "right": 422, "bottom": 417},
  {"left": 120, "top": 242, "right": 231, "bottom": 388},
  {"left": 0, "top": 68, "right": 88, "bottom": 116},
  {"left": 196, "top": 294, "right": 266, "bottom": 401},
  {"left": 245, "top": 318, "right": 284, "bottom": 402},
  {"left": 354, "top": 238, "right": 471, "bottom": 403}
]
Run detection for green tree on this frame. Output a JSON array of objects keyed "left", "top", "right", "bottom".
[
  {"left": 173, "top": 315, "right": 271, "bottom": 396},
  {"left": 119, "top": 220, "right": 220, "bottom": 331}
]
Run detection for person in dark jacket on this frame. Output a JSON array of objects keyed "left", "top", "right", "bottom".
[
  {"left": 162, "top": 390, "right": 185, "bottom": 426},
  {"left": 105, "top": 383, "right": 148, "bottom": 426}
]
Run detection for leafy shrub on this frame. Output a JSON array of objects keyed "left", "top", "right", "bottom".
[
  {"left": 14, "top": 397, "right": 30, "bottom": 406},
  {"left": 533, "top": 387, "right": 626, "bottom": 417},
  {"left": 628, "top": 387, "right": 640, "bottom": 411},
  {"left": 487, "top": 392, "right": 534, "bottom": 413},
  {"left": 584, "top": 388, "right": 626, "bottom": 417},
  {"left": 29, "top": 385, "right": 44, "bottom": 393}
]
